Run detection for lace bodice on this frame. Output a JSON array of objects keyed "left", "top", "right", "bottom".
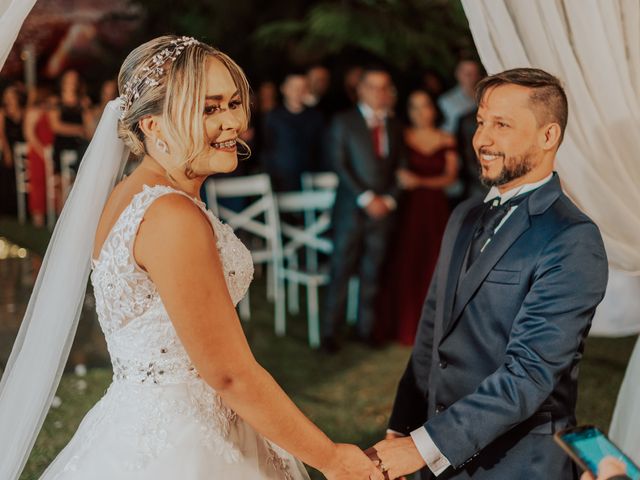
[{"left": 90, "top": 184, "right": 254, "bottom": 384}]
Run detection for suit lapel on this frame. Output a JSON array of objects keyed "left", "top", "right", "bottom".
[
  {"left": 444, "top": 206, "right": 531, "bottom": 337},
  {"left": 441, "top": 204, "right": 483, "bottom": 333}
]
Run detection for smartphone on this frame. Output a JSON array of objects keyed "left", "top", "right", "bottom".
[{"left": 554, "top": 425, "right": 640, "bottom": 479}]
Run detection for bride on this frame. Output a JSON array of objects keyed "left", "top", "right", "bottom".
[{"left": 0, "top": 36, "right": 383, "bottom": 480}]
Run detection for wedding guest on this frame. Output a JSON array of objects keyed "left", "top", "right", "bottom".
[
  {"left": 49, "top": 70, "right": 92, "bottom": 176},
  {"left": 438, "top": 57, "right": 483, "bottom": 134},
  {"left": 422, "top": 69, "right": 445, "bottom": 99},
  {"left": 88, "top": 78, "right": 117, "bottom": 136},
  {"left": 0, "top": 84, "right": 26, "bottom": 216},
  {"left": 321, "top": 66, "right": 406, "bottom": 352},
  {"left": 333, "top": 65, "right": 363, "bottom": 113},
  {"left": 304, "top": 65, "right": 332, "bottom": 114},
  {"left": 262, "top": 72, "right": 324, "bottom": 191},
  {"left": 23, "top": 85, "right": 56, "bottom": 227},
  {"left": 438, "top": 58, "right": 483, "bottom": 205},
  {"left": 376, "top": 89, "right": 458, "bottom": 346},
  {"left": 257, "top": 80, "right": 278, "bottom": 115},
  {"left": 254, "top": 80, "right": 278, "bottom": 172}
]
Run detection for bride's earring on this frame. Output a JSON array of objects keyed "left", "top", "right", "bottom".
[{"left": 155, "top": 137, "right": 170, "bottom": 154}]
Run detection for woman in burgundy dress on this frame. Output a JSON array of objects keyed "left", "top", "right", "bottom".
[{"left": 380, "top": 89, "right": 460, "bottom": 346}]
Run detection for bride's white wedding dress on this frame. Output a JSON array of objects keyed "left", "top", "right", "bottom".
[{"left": 41, "top": 184, "right": 309, "bottom": 479}]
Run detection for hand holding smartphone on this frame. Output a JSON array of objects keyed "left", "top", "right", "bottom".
[{"left": 554, "top": 425, "right": 640, "bottom": 480}]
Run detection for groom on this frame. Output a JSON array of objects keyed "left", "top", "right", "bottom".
[{"left": 369, "top": 68, "right": 608, "bottom": 479}]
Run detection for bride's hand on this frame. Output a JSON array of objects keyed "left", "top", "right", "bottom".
[{"left": 320, "top": 443, "right": 384, "bottom": 480}]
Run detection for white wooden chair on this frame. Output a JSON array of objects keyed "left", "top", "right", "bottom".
[
  {"left": 301, "top": 171, "right": 339, "bottom": 192},
  {"left": 301, "top": 171, "right": 359, "bottom": 326},
  {"left": 13, "top": 142, "right": 29, "bottom": 224},
  {"left": 205, "top": 174, "right": 285, "bottom": 335},
  {"left": 60, "top": 149, "right": 78, "bottom": 204},
  {"left": 276, "top": 190, "right": 335, "bottom": 348}
]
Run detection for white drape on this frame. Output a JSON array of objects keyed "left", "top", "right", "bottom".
[
  {"left": 0, "top": 0, "right": 37, "bottom": 68},
  {"left": 460, "top": 0, "right": 640, "bottom": 336}
]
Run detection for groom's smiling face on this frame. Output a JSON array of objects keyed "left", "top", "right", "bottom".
[{"left": 473, "top": 84, "right": 547, "bottom": 190}]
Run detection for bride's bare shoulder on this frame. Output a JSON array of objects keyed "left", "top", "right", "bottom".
[{"left": 134, "top": 191, "right": 215, "bottom": 268}]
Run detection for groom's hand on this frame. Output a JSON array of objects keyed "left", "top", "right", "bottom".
[
  {"left": 320, "top": 443, "right": 384, "bottom": 480},
  {"left": 367, "top": 436, "right": 426, "bottom": 480}
]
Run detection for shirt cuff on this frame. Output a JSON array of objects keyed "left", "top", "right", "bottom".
[
  {"left": 382, "top": 195, "right": 397, "bottom": 211},
  {"left": 386, "top": 429, "right": 404, "bottom": 436},
  {"left": 357, "top": 190, "right": 375, "bottom": 208},
  {"left": 410, "top": 427, "right": 451, "bottom": 476}
]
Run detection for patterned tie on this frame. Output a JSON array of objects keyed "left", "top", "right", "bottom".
[{"left": 466, "top": 193, "right": 530, "bottom": 268}]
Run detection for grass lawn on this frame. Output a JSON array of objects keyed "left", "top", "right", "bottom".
[{"left": 1, "top": 216, "right": 636, "bottom": 479}]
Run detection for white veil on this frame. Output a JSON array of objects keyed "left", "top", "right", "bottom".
[{"left": 0, "top": 99, "right": 130, "bottom": 479}]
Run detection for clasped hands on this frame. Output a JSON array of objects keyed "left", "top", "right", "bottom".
[
  {"left": 321, "top": 433, "right": 425, "bottom": 480},
  {"left": 365, "top": 432, "right": 426, "bottom": 480}
]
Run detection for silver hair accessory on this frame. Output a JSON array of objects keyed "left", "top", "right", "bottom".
[{"left": 119, "top": 36, "right": 200, "bottom": 120}]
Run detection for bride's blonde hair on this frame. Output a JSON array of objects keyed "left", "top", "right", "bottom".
[{"left": 117, "top": 35, "right": 250, "bottom": 175}]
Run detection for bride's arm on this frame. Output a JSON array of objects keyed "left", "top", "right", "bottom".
[{"left": 135, "top": 194, "right": 382, "bottom": 480}]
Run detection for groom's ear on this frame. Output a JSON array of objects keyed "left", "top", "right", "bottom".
[{"left": 539, "top": 122, "right": 562, "bottom": 152}]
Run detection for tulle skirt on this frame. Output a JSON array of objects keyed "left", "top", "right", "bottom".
[{"left": 41, "top": 380, "right": 309, "bottom": 479}]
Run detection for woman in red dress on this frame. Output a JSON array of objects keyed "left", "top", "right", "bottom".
[
  {"left": 380, "top": 89, "right": 460, "bottom": 346},
  {"left": 23, "top": 87, "right": 56, "bottom": 227}
]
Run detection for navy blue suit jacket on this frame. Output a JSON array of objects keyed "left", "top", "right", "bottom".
[{"left": 389, "top": 174, "right": 608, "bottom": 479}]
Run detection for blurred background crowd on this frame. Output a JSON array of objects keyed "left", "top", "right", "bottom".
[{"left": 0, "top": 0, "right": 490, "bottom": 351}]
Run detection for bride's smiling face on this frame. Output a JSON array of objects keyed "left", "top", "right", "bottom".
[{"left": 193, "top": 57, "right": 246, "bottom": 175}]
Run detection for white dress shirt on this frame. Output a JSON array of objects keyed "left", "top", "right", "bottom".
[{"left": 394, "top": 172, "right": 554, "bottom": 476}]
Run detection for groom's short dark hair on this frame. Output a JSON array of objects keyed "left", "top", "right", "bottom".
[{"left": 475, "top": 68, "right": 568, "bottom": 143}]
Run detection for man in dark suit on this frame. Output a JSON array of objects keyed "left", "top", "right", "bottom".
[
  {"left": 322, "top": 66, "right": 405, "bottom": 351},
  {"left": 368, "top": 68, "right": 609, "bottom": 479},
  {"left": 262, "top": 72, "right": 325, "bottom": 191}
]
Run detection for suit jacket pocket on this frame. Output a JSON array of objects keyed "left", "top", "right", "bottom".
[{"left": 485, "top": 268, "right": 521, "bottom": 285}]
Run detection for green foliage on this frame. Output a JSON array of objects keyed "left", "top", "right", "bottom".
[
  {"left": 126, "top": 0, "right": 474, "bottom": 79},
  {"left": 254, "top": 0, "right": 475, "bottom": 75}
]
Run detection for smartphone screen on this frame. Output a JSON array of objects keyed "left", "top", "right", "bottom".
[{"left": 560, "top": 427, "right": 640, "bottom": 479}]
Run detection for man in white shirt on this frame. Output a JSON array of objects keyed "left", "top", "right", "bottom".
[
  {"left": 367, "top": 68, "right": 608, "bottom": 480},
  {"left": 438, "top": 59, "right": 483, "bottom": 134}
]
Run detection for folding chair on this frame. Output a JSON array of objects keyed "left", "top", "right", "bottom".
[
  {"left": 301, "top": 171, "right": 339, "bottom": 192},
  {"left": 13, "top": 142, "right": 29, "bottom": 224},
  {"left": 276, "top": 190, "right": 336, "bottom": 348},
  {"left": 301, "top": 171, "right": 359, "bottom": 326},
  {"left": 205, "top": 174, "right": 285, "bottom": 335}
]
